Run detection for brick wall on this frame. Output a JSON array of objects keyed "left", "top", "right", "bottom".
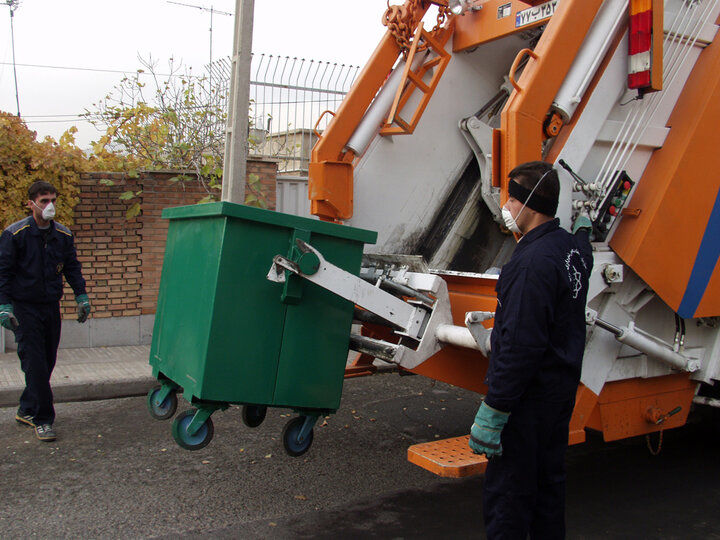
[
  {"left": 133, "top": 173, "right": 211, "bottom": 317},
  {"left": 249, "top": 160, "right": 278, "bottom": 211},
  {"left": 60, "top": 160, "right": 278, "bottom": 320},
  {"left": 62, "top": 172, "right": 143, "bottom": 320}
]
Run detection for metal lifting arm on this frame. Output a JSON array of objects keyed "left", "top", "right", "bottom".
[
  {"left": 308, "top": 1, "right": 430, "bottom": 222},
  {"left": 267, "top": 239, "right": 428, "bottom": 339},
  {"left": 267, "top": 240, "right": 495, "bottom": 370},
  {"left": 498, "top": 0, "right": 604, "bottom": 200}
]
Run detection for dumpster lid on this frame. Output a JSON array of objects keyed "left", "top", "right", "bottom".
[{"left": 162, "top": 202, "right": 377, "bottom": 244}]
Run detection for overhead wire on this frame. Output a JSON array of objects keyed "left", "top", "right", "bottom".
[
  {"left": 24, "top": 118, "right": 92, "bottom": 124},
  {"left": 0, "top": 61, "right": 183, "bottom": 77}
]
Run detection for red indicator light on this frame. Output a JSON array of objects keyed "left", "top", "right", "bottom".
[
  {"left": 609, "top": 206, "right": 617, "bottom": 216},
  {"left": 623, "top": 181, "right": 631, "bottom": 190}
]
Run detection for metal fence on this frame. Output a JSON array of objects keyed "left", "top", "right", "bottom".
[{"left": 210, "top": 54, "right": 360, "bottom": 174}]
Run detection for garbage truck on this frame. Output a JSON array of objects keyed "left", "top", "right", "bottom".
[{"left": 149, "top": 0, "right": 720, "bottom": 471}]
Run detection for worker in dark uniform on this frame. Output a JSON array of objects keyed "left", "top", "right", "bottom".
[
  {"left": 468, "top": 161, "right": 593, "bottom": 539},
  {"left": 0, "top": 181, "right": 91, "bottom": 442}
]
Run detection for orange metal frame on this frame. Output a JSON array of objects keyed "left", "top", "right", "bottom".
[
  {"left": 650, "top": 0, "right": 664, "bottom": 92},
  {"left": 610, "top": 25, "right": 720, "bottom": 319},
  {"left": 403, "top": 273, "right": 699, "bottom": 443},
  {"left": 405, "top": 0, "right": 701, "bottom": 475},
  {"left": 308, "top": 2, "right": 430, "bottom": 222},
  {"left": 398, "top": 272, "right": 697, "bottom": 477},
  {"left": 454, "top": 0, "right": 559, "bottom": 51},
  {"left": 546, "top": 29, "right": 627, "bottom": 164},
  {"left": 308, "top": 0, "right": 604, "bottom": 219},
  {"left": 409, "top": 273, "right": 496, "bottom": 392},
  {"left": 407, "top": 372, "right": 697, "bottom": 478},
  {"left": 380, "top": 23, "right": 453, "bottom": 136},
  {"left": 307, "top": 0, "right": 635, "bottom": 218},
  {"left": 498, "top": 0, "right": 604, "bottom": 202},
  {"left": 323, "top": 0, "right": 707, "bottom": 477},
  {"left": 584, "top": 374, "right": 696, "bottom": 441}
]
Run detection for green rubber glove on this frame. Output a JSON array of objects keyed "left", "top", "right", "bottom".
[
  {"left": 0, "top": 304, "right": 19, "bottom": 332},
  {"left": 76, "top": 294, "right": 91, "bottom": 323},
  {"left": 572, "top": 210, "right": 593, "bottom": 234},
  {"left": 469, "top": 402, "right": 510, "bottom": 458}
]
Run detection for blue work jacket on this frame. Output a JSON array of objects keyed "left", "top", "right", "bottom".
[
  {"left": 0, "top": 216, "right": 86, "bottom": 305},
  {"left": 485, "top": 219, "right": 593, "bottom": 412}
]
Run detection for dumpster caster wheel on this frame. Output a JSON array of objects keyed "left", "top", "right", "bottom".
[
  {"left": 147, "top": 385, "right": 178, "bottom": 420},
  {"left": 282, "top": 416, "right": 314, "bottom": 457},
  {"left": 172, "top": 410, "right": 214, "bottom": 451},
  {"left": 242, "top": 405, "right": 267, "bottom": 428}
]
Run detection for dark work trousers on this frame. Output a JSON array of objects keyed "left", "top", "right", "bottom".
[
  {"left": 483, "top": 398, "right": 575, "bottom": 540},
  {"left": 13, "top": 301, "right": 62, "bottom": 425}
]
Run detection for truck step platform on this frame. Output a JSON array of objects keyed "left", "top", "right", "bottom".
[{"left": 407, "top": 435, "right": 488, "bottom": 478}]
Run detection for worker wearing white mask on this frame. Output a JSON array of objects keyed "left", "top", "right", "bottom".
[
  {"left": 469, "top": 161, "right": 593, "bottom": 539},
  {"left": 0, "top": 181, "right": 91, "bottom": 442}
]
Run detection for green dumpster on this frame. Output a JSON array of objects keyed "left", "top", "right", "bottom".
[{"left": 146, "top": 201, "right": 377, "bottom": 455}]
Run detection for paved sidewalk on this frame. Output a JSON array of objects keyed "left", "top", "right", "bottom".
[
  {"left": 0, "top": 345, "right": 154, "bottom": 407},
  {"left": 0, "top": 345, "right": 392, "bottom": 409}
]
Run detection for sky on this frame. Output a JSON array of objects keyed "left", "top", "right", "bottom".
[{"left": 0, "top": 0, "right": 396, "bottom": 148}]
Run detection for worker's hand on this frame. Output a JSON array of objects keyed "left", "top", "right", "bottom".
[
  {"left": 469, "top": 402, "right": 509, "bottom": 458},
  {"left": 0, "top": 304, "right": 19, "bottom": 332},
  {"left": 572, "top": 208, "right": 593, "bottom": 235},
  {"left": 76, "top": 294, "right": 91, "bottom": 323}
]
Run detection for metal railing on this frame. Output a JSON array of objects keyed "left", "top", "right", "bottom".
[{"left": 211, "top": 54, "right": 360, "bottom": 173}]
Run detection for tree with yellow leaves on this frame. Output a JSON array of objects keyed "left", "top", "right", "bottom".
[{"left": 0, "top": 112, "right": 85, "bottom": 229}]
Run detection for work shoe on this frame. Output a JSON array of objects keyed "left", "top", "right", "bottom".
[
  {"left": 35, "top": 424, "right": 56, "bottom": 442},
  {"left": 15, "top": 411, "right": 34, "bottom": 427}
]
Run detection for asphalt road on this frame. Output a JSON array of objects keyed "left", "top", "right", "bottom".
[{"left": 1, "top": 373, "right": 719, "bottom": 539}]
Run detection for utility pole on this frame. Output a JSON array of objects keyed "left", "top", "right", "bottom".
[
  {"left": 5, "top": 0, "right": 21, "bottom": 117},
  {"left": 221, "top": 0, "right": 254, "bottom": 203}
]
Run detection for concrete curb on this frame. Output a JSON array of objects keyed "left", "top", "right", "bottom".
[
  {"left": 0, "top": 345, "right": 155, "bottom": 409},
  {"left": 0, "top": 377, "right": 156, "bottom": 408}
]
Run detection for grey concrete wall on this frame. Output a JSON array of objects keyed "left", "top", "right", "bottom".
[{"left": 1, "top": 315, "right": 155, "bottom": 353}]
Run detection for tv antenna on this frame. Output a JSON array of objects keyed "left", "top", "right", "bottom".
[
  {"left": 4, "top": 0, "right": 21, "bottom": 117},
  {"left": 167, "top": 1, "right": 233, "bottom": 89}
]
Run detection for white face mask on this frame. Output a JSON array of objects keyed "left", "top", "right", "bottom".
[
  {"left": 502, "top": 205, "right": 522, "bottom": 234},
  {"left": 33, "top": 201, "right": 56, "bottom": 221}
]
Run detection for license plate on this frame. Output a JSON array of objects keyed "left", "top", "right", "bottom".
[{"left": 515, "top": 0, "right": 559, "bottom": 28}]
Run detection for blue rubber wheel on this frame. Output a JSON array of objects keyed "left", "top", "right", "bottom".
[
  {"left": 242, "top": 405, "right": 267, "bottom": 428},
  {"left": 282, "top": 416, "right": 314, "bottom": 457},
  {"left": 147, "top": 385, "right": 178, "bottom": 421},
  {"left": 172, "top": 409, "right": 214, "bottom": 451}
]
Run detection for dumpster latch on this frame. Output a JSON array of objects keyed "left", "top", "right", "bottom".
[{"left": 267, "top": 255, "right": 299, "bottom": 283}]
